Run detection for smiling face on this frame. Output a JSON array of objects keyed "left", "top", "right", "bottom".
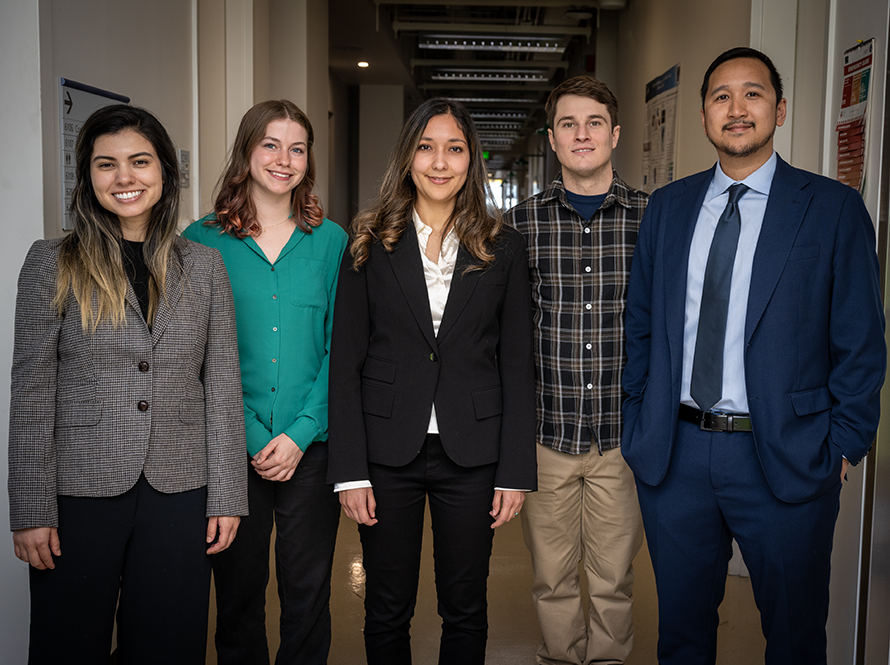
[
  {"left": 410, "top": 113, "right": 471, "bottom": 215},
  {"left": 548, "top": 94, "right": 619, "bottom": 194},
  {"left": 701, "top": 57, "right": 786, "bottom": 171},
  {"left": 90, "top": 129, "right": 163, "bottom": 239},
  {"left": 248, "top": 118, "right": 309, "bottom": 203}
]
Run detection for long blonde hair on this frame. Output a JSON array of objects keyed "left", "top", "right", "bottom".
[{"left": 55, "top": 104, "right": 181, "bottom": 330}]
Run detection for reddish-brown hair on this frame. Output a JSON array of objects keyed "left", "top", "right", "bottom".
[{"left": 212, "top": 99, "right": 323, "bottom": 237}]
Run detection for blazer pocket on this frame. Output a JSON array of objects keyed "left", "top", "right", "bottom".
[
  {"left": 179, "top": 398, "right": 205, "bottom": 425},
  {"left": 361, "top": 356, "right": 397, "bottom": 384},
  {"left": 788, "top": 244, "right": 820, "bottom": 261},
  {"left": 790, "top": 386, "right": 832, "bottom": 416},
  {"left": 361, "top": 383, "right": 395, "bottom": 418},
  {"left": 55, "top": 400, "right": 101, "bottom": 427},
  {"left": 472, "top": 385, "right": 503, "bottom": 420}
]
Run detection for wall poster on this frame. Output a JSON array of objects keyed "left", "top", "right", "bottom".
[
  {"left": 835, "top": 39, "right": 874, "bottom": 193},
  {"left": 642, "top": 64, "right": 680, "bottom": 194}
]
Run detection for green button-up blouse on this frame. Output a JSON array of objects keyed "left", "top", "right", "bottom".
[{"left": 183, "top": 216, "right": 347, "bottom": 457}]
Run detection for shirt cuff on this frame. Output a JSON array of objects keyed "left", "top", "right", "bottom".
[
  {"left": 334, "top": 480, "right": 372, "bottom": 492},
  {"left": 495, "top": 487, "right": 531, "bottom": 492}
]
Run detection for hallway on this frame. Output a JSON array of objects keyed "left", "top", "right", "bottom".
[{"left": 206, "top": 507, "right": 766, "bottom": 663}]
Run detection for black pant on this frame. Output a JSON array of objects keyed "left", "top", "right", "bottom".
[
  {"left": 28, "top": 474, "right": 211, "bottom": 665},
  {"left": 212, "top": 440, "right": 341, "bottom": 665},
  {"left": 360, "top": 434, "right": 497, "bottom": 665}
]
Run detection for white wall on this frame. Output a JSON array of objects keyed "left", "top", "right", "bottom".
[
  {"left": 40, "top": 0, "right": 197, "bottom": 237},
  {"left": 0, "top": 1, "right": 44, "bottom": 659}
]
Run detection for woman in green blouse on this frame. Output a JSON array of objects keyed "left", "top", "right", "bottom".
[{"left": 183, "top": 100, "right": 346, "bottom": 665}]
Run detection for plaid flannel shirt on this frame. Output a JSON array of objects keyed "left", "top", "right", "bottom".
[{"left": 506, "top": 171, "right": 648, "bottom": 454}]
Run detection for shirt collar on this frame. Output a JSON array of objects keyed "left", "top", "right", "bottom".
[
  {"left": 412, "top": 208, "right": 459, "bottom": 260},
  {"left": 541, "top": 170, "right": 635, "bottom": 210},
  {"left": 711, "top": 150, "right": 778, "bottom": 200}
]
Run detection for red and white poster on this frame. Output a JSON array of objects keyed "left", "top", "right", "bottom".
[{"left": 835, "top": 39, "right": 873, "bottom": 192}]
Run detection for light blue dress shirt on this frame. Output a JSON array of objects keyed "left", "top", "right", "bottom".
[{"left": 681, "top": 151, "right": 778, "bottom": 413}]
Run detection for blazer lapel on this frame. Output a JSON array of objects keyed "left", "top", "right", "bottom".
[
  {"left": 437, "top": 243, "right": 482, "bottom": 343},
  {"left": 745, "top": 157, "right": 811, "bottom": 342},
  {"left": 150, "top": 240, "right": 189, "bottom": 345},
  {"left": 664, "top": 169, "right": 712, "bottom": 371},
  {"left": 388, "top": 222, "right": 438, "bottom": 349}
]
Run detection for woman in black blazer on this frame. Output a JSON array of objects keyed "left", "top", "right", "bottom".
[{"left": 328, "top": 98, "right": 536, "bottom": 664}]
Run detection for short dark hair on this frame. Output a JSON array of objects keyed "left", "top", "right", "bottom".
[
  {"left": 546, "top": 75, "right": 619, "bottom": 130},
  {"left": 700, "top": 47, "right": 783, "bottom": 108}
]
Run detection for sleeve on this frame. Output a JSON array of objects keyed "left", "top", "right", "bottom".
[
  {"left": 621, "top": 191, "right": 659, "bottom": 442},
  {"left": 326, "top": 243, "right": 373, "bottom": 484},
  {"left": 493, "top": 231, "right": 538, "bottom": 489},
  {"left": 8, "top": 241, "right": 62, "bottom": 530},
  {"left": 203, "top": 249, "right": 249, "bottom": 517},
  {"left": 281, "top": 229, "right": 349, "bottom": 452},
  {"left": 826, "top": 188, "right": 886, "bottom": 464}
]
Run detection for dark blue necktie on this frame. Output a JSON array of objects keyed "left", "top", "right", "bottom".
[{"left": 690, "top": 183, "right": 748, "bottom": 412}]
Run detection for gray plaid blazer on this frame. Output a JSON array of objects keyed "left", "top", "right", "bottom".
[{"left": 8, "top": 236, "right": 248, "bottom": 531}]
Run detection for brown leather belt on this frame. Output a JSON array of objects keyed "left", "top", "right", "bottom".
[{"left": 679, "top": 404, "right": 753, "bottom": 432}]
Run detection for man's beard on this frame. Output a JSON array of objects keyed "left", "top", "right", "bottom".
[{"left": 708, "top": 121, "right": 775, "bottom": 158}]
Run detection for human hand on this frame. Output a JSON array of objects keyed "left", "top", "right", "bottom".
[
  {"left": 340, "top": 487, "right": 378, "bottom": 526},
  {"left": 206, "top": 516, "right": 241, "bottom": 554},
  {"left": 13, "top": 527, "right": 61, "bottom": 570},
  {"left": 252, "top": 434, "right": 304, "bottom": 482},
  {"left": 490, "top": 490, "right": 525, "bottom": 528}
]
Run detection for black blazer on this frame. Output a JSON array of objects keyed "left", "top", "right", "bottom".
[{"left": 327, "top": 222, "right": 537, "bottom": 490}]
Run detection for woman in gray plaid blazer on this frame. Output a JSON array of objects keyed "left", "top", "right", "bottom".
[{"left": 7, "top": 105, "right": 248, "bottom": 664}]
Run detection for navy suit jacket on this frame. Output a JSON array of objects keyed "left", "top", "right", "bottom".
[
  {"left": 622, "top": 156, "right": 885, "bottom": 504},
  {"left": 327, "top": 222, "right": 537, "bottom": 490}
]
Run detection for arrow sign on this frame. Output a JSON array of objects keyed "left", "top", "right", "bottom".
[{"left": 64, "top": 90, "right": 73, "bottom": 114}]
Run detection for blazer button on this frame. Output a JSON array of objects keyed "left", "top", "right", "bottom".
[
  {"left": 138, "top": 361, "right": 150, "bottom": 372},
  {"left": 137, "top": 401, "right": 149, "bottom": 412},
  {"left": 429, "top": 353, "right": 437, "bottom": 361}
]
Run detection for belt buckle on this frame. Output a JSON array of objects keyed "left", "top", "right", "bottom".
[{"left": 699, "top": 411, "right": 730, "bottom": 432}]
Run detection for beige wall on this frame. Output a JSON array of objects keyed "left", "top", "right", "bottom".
[
  {"left": 358, "top": 84, "right": 404, "bottom": 210},
  {"left": 610, "top": 0, "right": 751, "bottom": 189}
]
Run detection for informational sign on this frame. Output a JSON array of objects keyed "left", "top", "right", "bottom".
[
  {"left": 835, "top": 39, "right": 873, "bottom": 193},
  {"left": 59, "top": 78, "right": 129, "bottom": 230},
  {"left": 642, "top": 64, "right": 680, "bottom": 194}
]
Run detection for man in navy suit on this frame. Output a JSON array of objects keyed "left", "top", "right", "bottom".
[{"left": 622, "top": 47, "right": 885, "bottom": 664}]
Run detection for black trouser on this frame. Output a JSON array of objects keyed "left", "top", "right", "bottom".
[
  {"left": 360, "top": 434, "right": 497, "bottom": 665},
  {"left": 212, "top": 440, "right": 341, "bottom": 665},
  {"left": 28, "top": 474, "right": 211, "bottom": 665}
]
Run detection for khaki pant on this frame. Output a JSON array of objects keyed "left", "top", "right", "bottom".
[{"left": 521, "top": 444, "right": 643, "bottom": 665}]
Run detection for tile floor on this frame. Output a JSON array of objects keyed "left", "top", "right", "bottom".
[{"left": 206, "top": 507, "right": 766, "bottom": 663}]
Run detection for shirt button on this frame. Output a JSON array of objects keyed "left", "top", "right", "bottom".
[
  {"left": 272, "top": 294, "right": 278, "bottom": 300},
  {"left": 137, "top": 401, "right": 149, "bottom": 412},
  {"left": 272, "top": 358, "right": 277, "bottom": 363},
  {"left": 585, "top": 303, "right": 592, "bottom": 310},
  {"left": 586, "top": 383, "right": 593, "bottom": 390},
  {"left": 585, "top": 266, "right": 591, "bottom": 273},
  {"left": 271, "top": 387, "right": 276, "bottom": 392},
  {"left": 271, "top": 267, "right": 275, "bottom": 272},
  {"left": 273, "top": 327, "right": 278, "bottom": 332},
  {"left": 584, "top": 227, "right": 591, "bottom": 234},
  {"left": 586, "top": 343, "right": 592, "bottom": 350},
  {"left": 138, "top": 361, "right": 149, "bottom": 372}
]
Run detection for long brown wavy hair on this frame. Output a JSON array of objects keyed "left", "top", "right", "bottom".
[
  {"left": 55, "top": 104, "right": 181, "bottom": 331},
  {"left": 212, "top": 100, "right": 323, "bottom": 237},
  {"left": 349, "top": 98, "right": 501, "bottom": 271}
]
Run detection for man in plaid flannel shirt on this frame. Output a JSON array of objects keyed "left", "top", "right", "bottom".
[{"left": 505, "top": 76, "right": 647, "bottom": 665}]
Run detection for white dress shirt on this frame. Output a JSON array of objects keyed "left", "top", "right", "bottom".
[{"left": 680, "top": 152, "right": 777, "bottom": 414}]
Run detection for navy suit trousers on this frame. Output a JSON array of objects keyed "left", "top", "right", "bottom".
[{"left": 635, "top": 419, "right": 841, "bottom": 665}]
